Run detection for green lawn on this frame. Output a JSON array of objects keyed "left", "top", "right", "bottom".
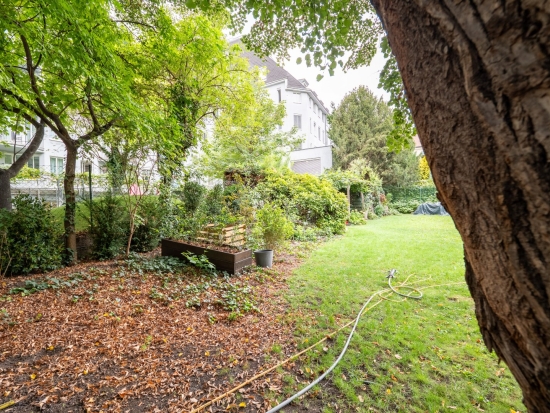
[
  {"left": 280, "top": 215, "right": 525, "bottom": 412},
  {"left": 51, "top": 203, "right": 90, "bottom": 232}
]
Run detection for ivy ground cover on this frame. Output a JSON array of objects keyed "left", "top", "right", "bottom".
[{"left": 277, "top": 216, "right": 525, "bottom": 412}]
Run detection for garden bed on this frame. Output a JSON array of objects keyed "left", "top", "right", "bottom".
[{"left": 161, "top": 238, "right": 253, "bottom": 274}]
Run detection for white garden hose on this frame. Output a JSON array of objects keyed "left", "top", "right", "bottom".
[{"left": 266, "top": 270, "right": 422, "bottom": 413}]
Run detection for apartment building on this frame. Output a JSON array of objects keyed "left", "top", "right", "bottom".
[
  {"left": 0, "top": 125, "right": 106, "bottom": 175},
  {"left": 241, "top": 49, "right": 333, "bottom": 175}
]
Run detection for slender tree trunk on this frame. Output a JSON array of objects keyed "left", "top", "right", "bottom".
[
  {"left": 371, "top": 1, "right": 550, "bottom": 410},
  {"left": 0, "top": 121, "right": 45, "bottom": 211},
  {"left": 0, "top": 171, "right": 12, "bottom": 210},
  {"left": 64, "top": 142, "right": 78, "bottom": 263}
]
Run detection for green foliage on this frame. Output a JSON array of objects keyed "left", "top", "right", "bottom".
[
  {"left": 348, "top": 210, "right": 366, "bottom": 225},
  {"left": 374, "top": 204, "right": 385, "bottom": 217},
  {"left": 329, "top": 86, "right": 419, "bottom": 187},
  {"left": 203, "top": 184, "right": 225, "bottom": 217},
  {"left": 9, "top": 273, "right": 85, "bottom": 296},
  {"left": 0, "top": 195, "right": 62, "bottom": 275},
  {"left": 181, "top": 181, "right": 206, "bottom": 214},
  {"left": 379, "top": 37, "right": 417, "bottom": 151},
  {"left": 10, "top": 166, "right": 43, "bottom": 181},
  {"left": 126, "top": 253, "right": 187, "bottom": 274},
  {"left": 257, "top": 171, "right": 348, "bottom": 235},
  {"left": 181, "top": 252, "right": 217, "bottom": 274},
  {"left": 292, "top": 225, "right": 331, "bottom": 242},
  {"left": 85, "top": 193, "right": 128, "bottom": 259},
  {"left": 200, "top": 83, "right": 301, "bottom": 177},
  {"left": 419, "top": 156, "right": 431, "bottom": 180},
  {"left": 136, "top": 13, "right": 257, "bottom": 178},
  {"left": 321, "top": 169, "right": 369, "bottom": 194},
  {"left": 390, "top": 199, "right": 422, "bottom": 214},
  {"left": 131, "top": 196, "right": 163, "bottom": 253},
  {"left": 187, "top": 0, "right": 382, "bottom": 74},
  {"left": 252, "top": 203, "right": 293, "bottom": 251},
  {"left": 186, "top": 2, "right": 417, "bottom": 152},
  {"left": 174, "top": 182, "right": 243, "bottom": 244}
]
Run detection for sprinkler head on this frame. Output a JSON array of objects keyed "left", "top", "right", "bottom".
[{"left": 386, "top": 269, "right": 397, "bottom": 278}]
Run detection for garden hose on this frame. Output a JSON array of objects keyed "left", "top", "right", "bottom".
[
  {"left": 386, "top": 269, "right": 423, "bottom": 300},
  {"left": 190, "top": 271, "right": 424, "bottom": 413},
  {"left": 265, "top": 270, "right": 422, "bottom": 413}
]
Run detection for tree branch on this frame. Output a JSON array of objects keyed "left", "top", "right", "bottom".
[{"left": 7, "top": 120, "right": 46, "bottom": 179}]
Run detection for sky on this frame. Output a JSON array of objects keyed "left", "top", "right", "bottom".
[
  {"left": 229, "top": 16, "right": 390, "bottom": 111},
  {"left": 281, "top": 47, "right": 390, "bottom": 110}
]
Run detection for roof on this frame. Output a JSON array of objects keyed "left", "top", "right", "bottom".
[
  {"left": 242, "top": 50, "right": 306, "bottom": 90},
  {"left": 232, "top": 39, "right": 329, "bottom": 113}
]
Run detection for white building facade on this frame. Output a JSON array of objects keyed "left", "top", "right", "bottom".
[
  {"left": 1, "top": 125, "right": 107, "bottom": 176},
  {"left": 242, "top": 50, "right": 333, "bottom": 175}
]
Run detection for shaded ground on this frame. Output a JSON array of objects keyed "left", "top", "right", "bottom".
[{"left": 0, "top": 244, "right": 315, "bottom": 412}]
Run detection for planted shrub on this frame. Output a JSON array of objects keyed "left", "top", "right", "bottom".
[
  {"left": 181, "top": 181, "right": 206, "bottom": 213},
  {"left": 131, "top": 196, "right": 162, "bottom": 252},
  {"left": 252, "top": 203, "right": 293, "bottom": 250},
  {"left": 0, "top": 195, "right": 62, "bottom": 275},
  {"left": 257, "top": 172, "right": 348, "bottom": 234},
  {"left": 349, "top": 210, "right": 367, "bottom": 225},
  {"left": 390, "top": 199, "right": 423, "bottom": 214},
  {"left": 86, "top": 193, "right": 128, "bottom": 259}
]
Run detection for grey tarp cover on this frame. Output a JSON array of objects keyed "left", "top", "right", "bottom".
[{"left": 413, "top": 202, "right": 449, "bottom": 215}]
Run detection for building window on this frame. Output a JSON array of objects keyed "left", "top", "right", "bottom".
[
  {"left": 99, "top": 161, "right": 108, "bottom": 174},
  {"left": 293, "top": 115, "right": 302, "bottom": 129},
  {"left": 309, "top": 98, "right": 312, "bottom": 108},
  {"left": 277, "top": 89, "right": 282, "bottom": 102},
  {"left": 310, "top": 119, "right": 312, "bottom": 133},
  {"left": 82, "top": 162, "right": 92, "bottom": 174},
  {"left": 318, "top": 126, "right": 321, "bottom": 140},
  {"left": 50, "top": 157, "right": 64, "bottom": 174},
  {"left": 313, "top": 104, "right": 317, "bottom": 114},
  {"left": 293, "top": 93, "right": 301, "bottom": 104},
  {"left": 26, "top": 124, "right": 36, "bottom": 142},
  {"left": 27, "top": 156, "right": 40, "bottom": 169},
  {"left": 313, "top": 122, "right": 317, "bottom": 136},
  {"left": 3, "top": 153, "right": 13, "bottom": 165}
]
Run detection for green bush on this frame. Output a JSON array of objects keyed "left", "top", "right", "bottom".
[
  {"left": 374, "top": 204, "right": 385, "bottom": 217},
  {"left": 0, "top": 195, "right": 63, "bottom": 275},
  {"left": 257, "top": 172, "right": 348, "bottom": 235},
  {"left": 86, "top": 193, "right": 128, "bottom": 259},
  {"left": 131, "top": 196, "right": 163, "bottom": 252},
  {"left": 252, "top": 203, "right": 293, "bottom": 250},
  {"left": 181, "top": 181, "right": 206, "bottom": 213},
  {"left": 390, "top": 199, "right": 423, "bottom": 214},
  {"left": 348, "top": 210, "right": 367, "bottom": 225}
]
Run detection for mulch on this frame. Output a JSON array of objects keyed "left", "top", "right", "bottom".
[{"left": 0, "top": 246, "right": 310, "bottom": 413}]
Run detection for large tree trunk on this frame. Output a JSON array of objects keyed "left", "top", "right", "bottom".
[
  {"left": 64, "top": 142, "right": 78, "bottom": 263},
  {"left": 371, "top": 1, "right": 550, "bottom": 410}
]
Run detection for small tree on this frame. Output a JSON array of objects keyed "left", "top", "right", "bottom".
[{"left": 200, "top": 83, "right": 302, "bottom": 178}]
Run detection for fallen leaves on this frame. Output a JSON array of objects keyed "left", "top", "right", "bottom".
[{"left": 0, "top": 248, "right": 306, "bottom": 411}]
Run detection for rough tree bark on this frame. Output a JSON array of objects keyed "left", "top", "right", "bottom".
[
  {"left": 0, "top": 120, "right": 45, "bottom": 210},
  {"left": 371, "top": 1, "right": 550, "bottom": 410}
]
